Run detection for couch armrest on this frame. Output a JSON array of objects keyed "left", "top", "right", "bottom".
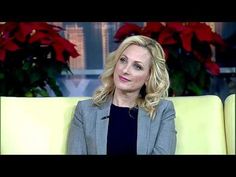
[{"left": 224, "top": 94, "right": 235, "bottom": 154}]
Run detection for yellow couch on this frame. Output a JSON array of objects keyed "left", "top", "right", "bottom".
[
  {"left": 0, "top": 95, "right": 235, "bottom": 155},
  {"left": 224, "top": 94, "right": 235, "bottom": 154}
]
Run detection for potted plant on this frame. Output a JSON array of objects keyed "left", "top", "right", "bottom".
[
  {"left": 0, "top": 22, "right": 79, "bottom": 96},
  {"left": 114, "top": 22, "right": 226, "bottom": 96}
]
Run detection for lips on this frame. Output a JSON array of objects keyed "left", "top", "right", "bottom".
[{"left": 119, "top": 75, "right": 130, "bottom": 82}]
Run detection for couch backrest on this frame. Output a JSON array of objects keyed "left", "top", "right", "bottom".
[
  {"left": 0, "top": 95, "right": 227, "bottom": 154},
  {"left": 224, "top": 94, "right": 235, "bottom": 154},
  {"left": 0, "top": 97, "right": 89, "bottom": 154},
  {"left": 167, "top": 95, "right": 226, "bottom": 154}
]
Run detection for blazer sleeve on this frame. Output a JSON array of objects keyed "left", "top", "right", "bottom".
[
  {"left": 152, "top": 101, "right": 177, "bottom": 155},
  {"left": 67, "top": 101, "right": 87, "bottom": 154}
]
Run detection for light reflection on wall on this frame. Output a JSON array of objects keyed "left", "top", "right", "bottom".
[{"left": 64, "top": 23, "right": 85, "bottom": 70}]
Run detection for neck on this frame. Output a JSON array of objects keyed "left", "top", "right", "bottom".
[{"left": 113, "top": 89, "right": 139, "bottom": 108}]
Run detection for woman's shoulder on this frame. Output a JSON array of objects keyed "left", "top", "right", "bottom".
[
  {"left": 77, "top": 98, "right": 94, "bottom": 108},
  {"left": 156, "top": 98, "right": 175, "bottom": 114},
  {"left": 74, "top": 99, "right": 99, "bottom": 115},
  {"left": 159, "top": 98, "right": 174, "bottom": 107},
  {"left": 153, "top": 98, "right": 176, "bottom": 120}
]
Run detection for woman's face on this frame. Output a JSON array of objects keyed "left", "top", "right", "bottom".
[{"left": 113, "top": 45, "right": 151, "bottom": 94}]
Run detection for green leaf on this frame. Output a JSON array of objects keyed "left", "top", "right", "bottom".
[
  {"left": 8, "top": 89, "right": 14, "bottom": 96},
  {"left": 168, "top": 47, "right": 179, "bottom": 59},
  {"left": 24, "top": 91, "right": 33, "bottom": 97},
  {"left": 22, "top": 61, "right": 32, "bottom": 71},
  {"left": 46, "top": 67, "right": 57, "bottom": 78},
  {"left": 47, "top": 78, "right": 63, "bottom": 96},
  {"left": 187, "top": 82, "right": 203, "bottom": 95},
  {"left": 14, "top": 69, "right": 25, "bottom": 82},
  {"left": 29, "top": 72, "right": 41, "bottom": 84},
  {"left": 198, "top": 69, "right": 207, "bottom": 88},
  {"left": 0, "top": 81, "right": 6, "bottom": 95},
  {"left": 170, "top": 71, "right": 186, "bottom": 96},
  {"left": 0, "top": 72, "right": 4, "bottom": 80},
  {"left": 182, "top": 58, "right": 201, "bottom": 79},
  {"left": 33, "top": 88, "right": 49, "bottom": 97}
]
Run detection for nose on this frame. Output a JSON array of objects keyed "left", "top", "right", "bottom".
[{"left": 122, "top": 64, "right": 130, "bottom": 75}]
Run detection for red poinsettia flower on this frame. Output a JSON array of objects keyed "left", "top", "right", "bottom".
[
  {"left": 142, "top": 22, "right": 163, "bottom": 37},
  {"left": 52, "top": 35, "right": 79, "bottom": 63},
  {"left": 0, "top": 22, "right": 79, "bottom": 63},
  {"left": 114, "top": 22, "right": 226, "bottom": 96},
  {"left": 158, "top": 27, "right": 177, "bottom": 45},
  {"left": 114, "top": 23, "right": 142, "bottom": 42},
  {"left": 0, "top": 37, "right": 20, "bottom": 61},
  {"left": 114, "top": 22, "right": 225, "bottom": 73},
  {"left": 28, "top": 30, "right": 53, "bottom": 45},
  {"left": 190, "top": 22, "right": 213, "bottom": 42},
  {"left": 0, "top": 22, "right": 80, "bottom": 97}
]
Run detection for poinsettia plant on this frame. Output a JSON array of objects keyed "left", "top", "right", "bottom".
[
  {"left": 0, "top": 22, "right": 79, "bottom": 96},
  {"left": 114, "top": 22, "right": 226, "bottom": 96}
]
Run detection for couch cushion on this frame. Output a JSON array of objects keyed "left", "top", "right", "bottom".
[
  {"left": 1, "top": 96, "right": 227, "bottom": 154},
  {"left": 0, "top": 97, "right": 89, "bottom": 154},
  {"left": 168, "top": 95, "right": 227, "bottom": 154}
]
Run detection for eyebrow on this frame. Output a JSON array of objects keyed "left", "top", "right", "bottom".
[{"left": 122, "top": 54, "right": 145, "bottom": 65}]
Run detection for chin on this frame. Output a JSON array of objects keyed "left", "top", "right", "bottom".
[
  {"left": 116, "top": 85, "right": 137, "bottom": 93},
  {"left": 116, "top": 86, "right": 130, "bottom": 91}
]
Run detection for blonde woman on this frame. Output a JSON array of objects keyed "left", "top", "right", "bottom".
[{"left": 67, "top": 35, "right": 177, "bottom": 155}]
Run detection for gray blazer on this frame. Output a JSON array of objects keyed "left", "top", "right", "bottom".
[{"left": 67, "top": 98, "right": 177, "bottom": 155}]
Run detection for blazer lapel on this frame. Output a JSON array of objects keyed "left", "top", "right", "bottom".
[
  {"left": 137, "top": 108, "right": 151, "bottom": 155},
  {"left": 96, "top": 99, "right": 112, "bottom": 154}
]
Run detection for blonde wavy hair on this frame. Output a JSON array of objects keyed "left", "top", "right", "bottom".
[{"left": 92, "top": 35, "right": 170, "bottom": 119}]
